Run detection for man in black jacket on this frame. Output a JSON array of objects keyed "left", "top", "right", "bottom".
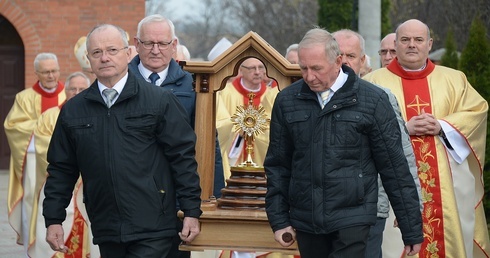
[
  {"left": 264, "top": 28, "right": 423, "bottom": 258},
  {"left": 43, "top": 24, "right": 202, "bottom": 258}
]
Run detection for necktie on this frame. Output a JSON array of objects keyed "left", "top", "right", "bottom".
[
  {"left": 321, "top": 89, "right": 331, "bottom": 108},
  {"left": 102, "top": 88, "right": 118, "bottom": 108},
  {"left": 149, "top": 72, "right": 160, "bottom": 85}
]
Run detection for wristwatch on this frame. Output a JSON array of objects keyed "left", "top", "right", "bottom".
[{"left": 438, "top": 129, "right": 446, "bottom": 139}]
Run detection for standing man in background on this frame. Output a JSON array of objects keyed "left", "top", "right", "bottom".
[
  {"left": 364, "top": 19, "right": 490, "bottom": 257},
  {"left": 4, "top": 53, "right": 65, "bottom": 254},
  {"left": 378, "top": 33, "right": 396, "bottom": 67},
  {"left": 285, "top": 43, "right": 299, "bottom": 64}
]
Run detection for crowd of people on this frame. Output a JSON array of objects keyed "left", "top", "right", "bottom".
[{"left": 3, "top": 14, "right": 489, "bottom": 258}]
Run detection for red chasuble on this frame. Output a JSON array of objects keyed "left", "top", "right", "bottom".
[{"left": 387, "top": 59, "right": 445, "bottom": 257}]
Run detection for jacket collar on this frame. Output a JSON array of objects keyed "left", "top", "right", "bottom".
[
  {"left": 84, "top": 69, "right": 139, "bottom": 105},
  {"left": 128, "top": 55, "right": 187, "bottom": 86},
  {"left": 298, "top": 64, "right": 358, "bottom": 99}
]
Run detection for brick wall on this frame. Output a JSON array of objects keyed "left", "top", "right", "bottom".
[{"left": 0, "top": 0, "right": 145, "bottom": 88}]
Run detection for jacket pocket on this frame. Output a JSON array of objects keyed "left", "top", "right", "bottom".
[
  {"left": 152, "top": 177, "right": 167, "bottom": 215},
  {"left": 331, "top": 111, "right": 362, "bottom": 146},
  {"left": 285, "top": 110, "right": 311, "bottom": 147},
  {"left": 122, "top": 112, "right": 157, "bottom": 140},
  {"left": 66, "top": 119, "right": 95, "bottom": 135}
]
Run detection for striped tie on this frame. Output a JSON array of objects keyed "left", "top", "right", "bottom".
[
  {"left": 321, "top": 90, "right": 331, "bottom": 108},
  {"left": 102, "top": 88, "right": 118, "bottom": 108}
]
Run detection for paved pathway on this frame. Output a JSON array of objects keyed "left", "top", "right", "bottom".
[{"left": 0, "top": 169, "right": 25, "bottom": 257}]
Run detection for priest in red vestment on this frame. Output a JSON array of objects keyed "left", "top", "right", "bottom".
[{"left": 364, "top": 19, "right": 490, "bottom": 258}]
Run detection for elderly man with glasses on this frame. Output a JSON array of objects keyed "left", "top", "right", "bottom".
[
  {"left": 216, "top": 57, "right": 279, "bottom": 181},
  {"left": 128, "top": 15, "right": 226, "bottom": 258},
  {"left": 378, "top": 33, "right": 397, "bottom": 67},
  {"left": 4, "top": 52, "right": 66, "bottom": 255}
]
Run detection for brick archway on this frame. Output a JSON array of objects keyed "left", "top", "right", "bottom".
[{"left": 0, "top": 0, "right": 42, "bottom": 88}]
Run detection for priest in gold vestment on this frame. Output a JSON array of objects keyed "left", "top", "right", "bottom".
[
  {"left": 216, "top": 57, "right": 278, "bottom": 180},
  {"left": 28, "top": 71, "right": 99, "bottom": 258},
  {"left": 364, "top": 19, "right": 490, "bottom": 257},
  {"left": 3, "top": 53, "right": 65, "bottom": 254}
]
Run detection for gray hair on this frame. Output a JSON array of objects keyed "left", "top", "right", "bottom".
[
  {"left": 136, "top": 14, "right": 176, "bottom": 40},
  {"left": 65, "top": 71, "right": 91, "bottom": 89},
  {"left": 86, "top": 24, "right": 129, "bottom": 50},
  {"left": 332, "top": 29, "right": 366, "bottom": 56},
  {"left": 285, "top": 43, "right": 299, "bottom": 57},
  {"left": 299, "top": 28, "right": 340, "bottom": 63},
  {"left": 34, "top": 53, "right": 58, "bottom": 71}
]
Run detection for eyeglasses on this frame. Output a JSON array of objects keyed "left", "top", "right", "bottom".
[
  {"left": 137, "top": 38, "right": 173, "bottom": 50},
  {"left": 241, "top": 65, "right": 266, "bottom": 72},
  {"left": 36, "top": 69, "right": 60, "bottom": 76},
  {"left": 66, "top": 87, "right": 87, "bottom": 93},
  {"left": 89, "top": 47, "right": 128, "bottom": 58},
  {"left": 378, "top": 49, "right": 396, "bottom": 56}
]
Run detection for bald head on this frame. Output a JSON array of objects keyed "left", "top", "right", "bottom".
[{"left": 395, "top": 19, "right": 432, "bottom": 70}]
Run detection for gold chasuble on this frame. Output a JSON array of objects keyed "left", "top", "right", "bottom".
[
  {"left": 364, "top": 59, "right": 490, "bottom": 257},
  {"left": 3, "top": 81, "right": 65, "bottom": 245},
  {"left": 28, "top": 105, "right": 96, "bottom": 258},
  {"left": 216, "top": 77, "right": 278, "bottom": 179}
]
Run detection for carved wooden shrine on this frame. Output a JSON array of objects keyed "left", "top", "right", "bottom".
[{"left": 179, "top": 31, "right": 301, "bottom": 254}]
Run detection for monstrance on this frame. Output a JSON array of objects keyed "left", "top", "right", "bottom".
[{"left": 230, "top": 92, "right": 270, "bottom": 167}]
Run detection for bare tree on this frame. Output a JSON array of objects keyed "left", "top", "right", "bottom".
[
  {"left": 390, "top": 0, "right": 490, "bottom": 51},
  {"left": 226, "top": 0, "right": 319, "bottom": 56},
  {"left": 146, "top": 0, "right": 167, "bottom": 16},
  {"left": 163, "top": 0, "right": 318, "bottom": 60}
]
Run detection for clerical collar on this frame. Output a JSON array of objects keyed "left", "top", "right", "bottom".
[
  {"left": 138, "top": 62, "right": 169, "bottom": 85},
  {"left": 38, "top": 82, "right": 58, "bottom": 93},
  {"left": 400, "top": 61, "right": 427, "bottom": 72},
  {"left": 240, "top": 78, "right": 261, "bottom": 92}
]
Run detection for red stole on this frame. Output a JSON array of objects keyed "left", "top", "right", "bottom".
[
  {"left": 231, "top": 77, "right": 267, "bottom": 163},
  {"left": 62, "top": 183, "right": 86, "bottom": 258},
  {"left": 387, "top": 59, "right": 445, "bottom": 257},
  {"left": 32, "top": 81, "right": 65, "bottom": 113},
  {"left": 232, "top": 77, "right": 267, "bottom": 106}
]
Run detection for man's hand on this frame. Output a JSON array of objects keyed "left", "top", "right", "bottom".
[
  {"left": 406, "top": 110, "right": 441, "bottom": 136},
  {"left": 405, "top": 243, "right": 422, "bottom": 256},
  {"left": 273, "top": 226, "right": 296, "bottom": 247},
  {"left": 178, "top": 217, "right": 200, "bottom": 243},
  {"left": 46, "top": 224, "right": 68, "bottom": 253}
]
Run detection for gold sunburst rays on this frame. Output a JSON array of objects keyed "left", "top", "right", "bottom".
[{"left": 230, "top": 92, "right": 270, "bottom": 167}]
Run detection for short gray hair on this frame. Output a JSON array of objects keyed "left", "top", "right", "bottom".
[
  {"left": 65, "top": 71, "right": 91, "bottom": 89},
  {"left": 34, "top": 53, "right": 58, "bottom": 71},
  {"left": 285, "top": 43, "right": 299, "bottom": 57},
  {"left": 86, "top": 24, "right": 129, "bottom": 50},
  {"left": 136, "top": 14, "right": 176, "bottom": 40},
  {"left": 299, "top": 28, "right": 340, "bottom": 63},
  {"left": 332, "top": 29, "right": 366, "bottom": 56}
]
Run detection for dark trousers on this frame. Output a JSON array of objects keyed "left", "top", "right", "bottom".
[
  {"left": 365, "top": 217, "right": 386, "bottom": 258},
  {"left": 98, "top": 236, "right": 173, "bottom": 258},
  {"left": 296, "top": 225, "right": 370, "bottom": 258},
  {"left": 167, "top": 218, "right": 191, "bottom": 258}
]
